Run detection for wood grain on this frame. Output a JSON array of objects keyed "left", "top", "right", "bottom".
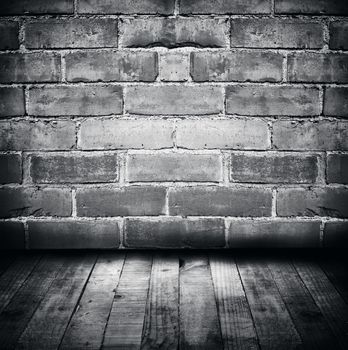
[
  {"left": 210, "top": 253, "right": 259, "bottom": 350},
  {"left": 141, "top": 253, "right": 179, "bottom": 350},
  {"left": 179, "top": 254, "right": 223, "bottom": 350}
]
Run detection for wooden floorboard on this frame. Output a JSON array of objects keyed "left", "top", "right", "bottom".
[
  {"left": 0, "top": 254, "right": 67, "bottom": 349},
  {"left": 141, "top": 253, "right": 179, "bottom": 350},
  {"left": 268, "top": 258, "right": 338, "bottom": 350},
  {"left": 209, "top": 253, "right": 259, "bottom": 350},
  {"left": 16, "top": 254, "right": 97, "bottom": 350},
  {"left": 59, "top": 252, "right": 125, "bottom": 350},
  {"left": 103, "top": 253, "right": 153, "bottom": 349},
  {"left": 179, "top": 254, "right": 223, "bottom": 350},
  {"left": 0, "top": 251, "right": 347, "bottom": 350},
  {"left": 0, "top": 254, "right": 41, "bottom": 314},
  {"left": 237, "top": 257, "right": 303, "bottom": 350},
  {"left": 294, "top": 259, "right": 348, "bottom": 350}
]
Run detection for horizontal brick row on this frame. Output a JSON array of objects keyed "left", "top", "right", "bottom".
[
  {"left": 1, "top": 219, "right": 347, "bottom": 249},
  {"left": 1, "top": 85, "right": 346, "bottom": 117},
  {"left": 1, "top": 0, "right": 347, "bottom": 16},
  {"left": 2, "top": 119, "right": 348, "bottom": 153},
  {"left": 0, "top": 150, "right": 344, "bottom": 185},
  {"left": 2, "top": 19, "right": 347, "bottom": 50},
  {"left": 2, "top": 185, "right": 345, "bottom": 218}
]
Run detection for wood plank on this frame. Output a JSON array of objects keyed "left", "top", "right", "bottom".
[
  {"left": 237, "top": 258, "right": 302, "bottom": 350},
  {"left": 0, "top": 252, "right": 16, "bottom": 277},
  {"left": 209, "top": 253, "right": 259, "bottom": 350},
  {"left": 0, "top": 253, "right": 67, "bottom": 349},
  {"left": 268, "top": 259, "right": 338, "bottom": 350},
  {"left": 0, "top": 254, "right": 40, "bottom": 313},
  {"left": 59, "top": 252, "right": 125, "bottom": 350},
  {"left": 179, "top": 254, "right": 223, "bottom": 350},
  {"left": 320, "top": 258, "right": 348, "bottom": 304},
  {"left": 294, "top": 259, "right": 348, "bottom": 350},
  {"left": 16, "top": 253, "right": 97, "bottom": 350},
  {"left": 103, "top": 253, "right": 152, "bottom": 349},
  {"left": 141, "top": 253, "right": 179, "bottom": 350}
]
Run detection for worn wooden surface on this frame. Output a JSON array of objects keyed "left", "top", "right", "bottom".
[{"left": 0, "top": 251, "right": 347, "bottom": 350}]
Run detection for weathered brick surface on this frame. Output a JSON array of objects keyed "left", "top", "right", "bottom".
[
  {"left": 0, "top": 120, "right": 75, "bottom": 151},
  {"left": 231, "top": 153, "right": 318, "bottom": 183},
  {"left": 191, "top": 51, "right": 283, "bottom": 82},
  {"left": 180, "top": 0, "right": 270, "bottom": 14},
  {"left": 0, "top": 87, "right": 25, "bottom": 117},
  {"left": 0, "top": 0, "right": 73, "bottom": 15},
  {"left": 176, "top": 119, "right": 269, "bottom": 150},
  {"left": 324, "top": 87, "right": 348, "bottom": 117},
  {"left": 228, "top": 220, "right": 321, "bottom": 248},
  {"left": 28, "top": 86, "right": 123, "bottom": 116},
  {"left": 273, "top": 120, "right": 348, "bottom": 151},
  {"left": 127, "top": 153, "right": 222, "bottom": 182},
  {"left": 330, "top": 22, "right": 348, "bottom": 50},
  {"left": 0, "top": 154, "right": 21, "bottom": 184},
  {"left": 28, "top": 220, "right": 120, "bottom": 249},
  {"left": 159, "top": 52, "right": 189, "bottom": 82},
  {"left": 79, "top": 119, "right": 173, "bottom": 150},
  {"left": 226, "top": 85, "right": 320, "bottom": 116},
  {"left": 25, "top": 19, "right": 118, "bottom": 49},
  {"left": 125, "top": 86, "right": 223, "bottom": 115},
  {"left": 0, "top": 22, "right": 19, "bottom": 50},
  {"left": 66, "top": 51, "right": 157, "bottom": 82},
  {"left": 0, "top": 222, "right": 25, "bottom": 249},
  {"left": 327, "top": 154, "right": 348, "bottom": 184},
  {"left": 0, "top": 187, "right": 71, "bottom": 218},
  {"left": 30, "top": 153, "right": 118, "bottom": 184},
  {"left": 275, "top": 0, "right": 348, "bottom": 15},
  {"left": 124, "top": 218, "right": 225, "bottom": 248},
  {"left": 231, "top": 19, "right": 324, "bottom": 49},
  {"left": 277, "top": 188, "right": 348, "bottom": 218},
  {"left": 0, "top": 0, "right": 347, "bottom": 249},
  {"left": 120, "top": 17, "right": 229, "bottom": 48},
  {"left": 324, "top": 222, "right": 348, "bottom": 247},
  {"left": 0, "top": 53, "right": 61, "bottom": 83},
  {"left": 288, "top": 53, "right": 348, "bottom": 83},
  {"left": 77, "top": 186, "right": 166, "bottom": 216},
  {"left": 169, "top": 187, "right": 272, "bottom": 216},
  {"left": 78, "top": 0, "right": 175, "bottom": 14}
]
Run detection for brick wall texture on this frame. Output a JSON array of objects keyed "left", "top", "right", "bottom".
[{"left": 0, "top": 0, "right": 347, "bottom": 249}]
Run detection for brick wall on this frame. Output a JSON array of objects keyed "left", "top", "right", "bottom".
[{"left": 0, "top": 0, "right": 347, "bottom": 249}]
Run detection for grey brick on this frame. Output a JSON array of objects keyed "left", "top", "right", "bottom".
[
  {"left": 124, "top": 218, "right": 225, "bottom": 248},
  {"left": 0, "top": 187, "right": 72, "bottom": 218},
  {"left": 28, "top": 220, "right": 120, "bottom": 249},
  {"left": 30, "top": 153, "right": 118, "bottom": 184},
  {"left": 191, "top": 51, "right": 283, "bottom": 82},
  {"left": 228, "top": 220, "right": 321, "bottom": 248},
  {"left": 169, "top": 186, "right": 272, "bottom": 216},
  {"left": 77, "top": 186, "right": 166, "bottom": 216}
]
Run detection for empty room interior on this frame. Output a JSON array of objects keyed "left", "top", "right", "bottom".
[{"left": 0, "top": 0, "right": 348, "bottom": 349}]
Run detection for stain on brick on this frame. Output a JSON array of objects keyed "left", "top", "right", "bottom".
[{"left": 0, "top": 187, "right": 72, "bottom": 218}]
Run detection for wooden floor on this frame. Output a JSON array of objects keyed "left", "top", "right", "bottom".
[{"left": 0, "top": 251, "right": 347, "bottom": 350}]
